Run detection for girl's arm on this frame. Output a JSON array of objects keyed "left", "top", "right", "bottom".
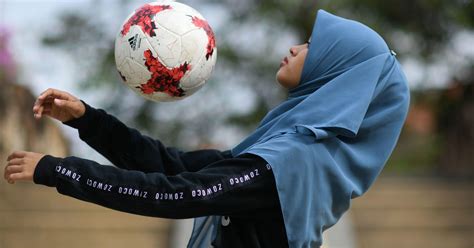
[
  {"left": 64, "top": 101, "right": 230, "bottom": 174},
  {"left": 32, "top": 153, "right": 279, "bottom": 219},
  {"left": 32, "top": 88, "right": 224, "bottom": 174}
]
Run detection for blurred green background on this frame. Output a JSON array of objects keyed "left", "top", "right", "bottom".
[
  {"left": 0, "top": 0, "right": 473, "bottom": 248},
  {"left": 1, "top": 0, "right": 473, "bottom": 177}
]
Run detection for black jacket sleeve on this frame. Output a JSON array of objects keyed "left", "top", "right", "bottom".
[
  {"left": 33, "top": 153, "right": 280, "bottom": 219},
  {"left": 63, "top": 101, "right": 230, "bottom": 174}
]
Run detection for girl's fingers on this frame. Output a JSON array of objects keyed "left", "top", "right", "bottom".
[
  {"left": 33, "top": 100, "right": 44, "bottom": 117},
  {"left": 8, "top": 173, "right": 25, "bottom": 181},
  {"left": 34, "top": 89, "right": 69, "bottom": 113},
  {"left": 34, "top": 99, "right": 54, "bottom": 118},
  {"left": 4, "top": 166, "right": 9, "bottom": 180},
  {"left": 7, "top": 151, "right": 26, "bottom": 161},
  {"left": 3, "top": 166, "right": 15, "bottom": 184},
  {"left": 6, "top": 165, "right": 22, "bottom": 174},
  {"left": 33, "top": 96, "right": 53, "bottom": 111},
  {"left": 7, "top": 158, "right": 24, "bottom": 165},
  {"left": 34, "top": 94, "right": 49, "bottom": 110},
  {"left": 38, "top": 89, "right": 73, "bottom": 103},
  {"left": 34, "top": 96, "right": 63, "bottom": 119},
  {"left": 4, "top": 166, "right": 22, "bottom": 182},
  {"left": 40, "top": 103, "right": 52, "bottom": 113},
  {"left": 42, "top": 109, "right": 52, "bottom": 116},
  {"left": 36, "top": 101, "right": 53, "bottom": 117}
]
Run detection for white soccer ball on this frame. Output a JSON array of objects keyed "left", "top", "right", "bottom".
[{"left": 115, "top": 0, "right": 217, "bottom": 102}]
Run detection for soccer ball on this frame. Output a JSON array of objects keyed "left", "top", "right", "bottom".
[{"left": 115, "top": 0, "right": 217, "bottom": 102}]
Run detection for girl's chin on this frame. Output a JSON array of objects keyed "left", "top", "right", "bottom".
[
  {"left": 276, "top": 70, "right": 284, "bottom": 85},
  {"left": 276, "top": 70, "right": 299, "bottom": 89},
  {"left": 276, "top": 66, "right": 287, "bottom": 79},
  {"left": 276, "top": 74, "right": 290, "bottom": 88}
]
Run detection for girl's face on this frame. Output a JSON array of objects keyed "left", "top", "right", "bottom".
[{"left": 276, "top": 42, "right": 309, "bottom": 89}]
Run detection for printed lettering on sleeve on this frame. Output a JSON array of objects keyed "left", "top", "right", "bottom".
[
  {"left": 55, "top": 161, "right": 272, "bottom": 204},
  {"left": 56, "top": 164, "right": 82, "bottom": 182},
  {"left": 87, "top": 179, "right": 113, "bottom": 192},
  {"left": 55, "top": 164, "right": 184, "bottom": 202},
  {"left": 190, "top": 163, "right": 272, "bottom": 200},
  {"left": 118, "top": 186, "right": 148, "bottom": 199},
  {"left": 155, "top": 191, "right": 184, "bottom": 201},
  {"left": 229, "top": 163, "right": 272, "bottom": 187},
  {"left": 191, "top": 183, "right": 223, "bottom": 199}
]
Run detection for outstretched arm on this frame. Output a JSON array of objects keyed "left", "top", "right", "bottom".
[
  {"left": 63, "top": 101, "right": 230, "bottom": 174},
  {"left": 32, "top": 88, "right": 228, "bottom": 174},
  {"left": 4, "top": 151, "right": 279, "bottom": 219}
]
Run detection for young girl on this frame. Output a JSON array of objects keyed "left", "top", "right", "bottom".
[{"left": 4, "top": 9, "right": 409, "bottom": 248}]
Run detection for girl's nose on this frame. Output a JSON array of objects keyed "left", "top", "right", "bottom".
[{"left": 289, "top": 47, "right": 297, "bottom": 56}]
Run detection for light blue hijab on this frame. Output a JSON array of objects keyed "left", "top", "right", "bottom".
[{"left": 188, "top": 9, "right": 410, "bottom": 248}]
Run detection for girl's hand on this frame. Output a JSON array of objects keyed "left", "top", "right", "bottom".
[
  {"left": 4, "top": 151, "right": 46, "bottom": 184},
  {"left": 32, "top": 88, "right": 85, "bottom": 122}
]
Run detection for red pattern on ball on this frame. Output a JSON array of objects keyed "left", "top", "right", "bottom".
[
  {"left": 137, "top": 50, "right": 190, "bottom": 97},
  {"left": 121, "top": 4, "right": 172, "bottom": 37},
  {"left": 191, "top": 16, "right": 216, "bottom": 60}
]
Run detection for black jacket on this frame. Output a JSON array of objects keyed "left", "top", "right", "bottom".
[{"left": 33, "top": 102, "right": 288, "bottom": 247}]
